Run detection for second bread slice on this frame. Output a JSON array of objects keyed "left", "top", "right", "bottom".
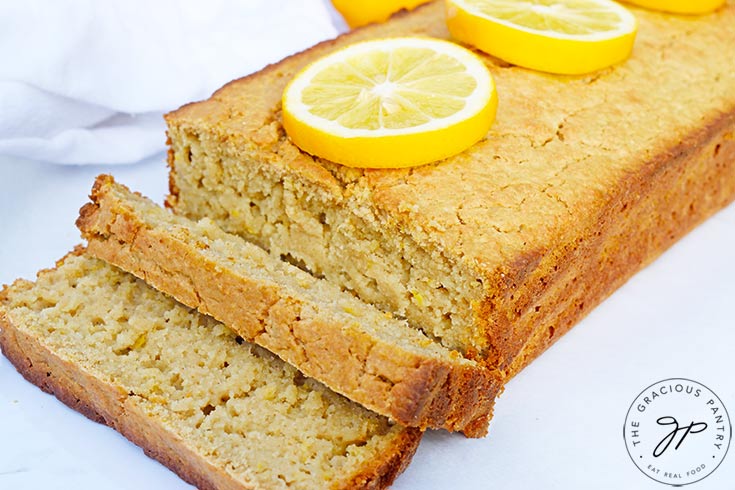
[
  {"left": 0, "top": 251, "right": 419, "bottom": 489},
  {"left": 77, "top": 175, "right": 501, "bottom": 436}
]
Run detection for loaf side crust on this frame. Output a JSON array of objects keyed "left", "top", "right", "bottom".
[
  {"left": 0, "top": 252, "right": 423, "bottom": 490},
  {"left": 165, "top": 1, "right": 735, "bottom": 374},
  {"left": 507, "top": 107, "right": 735, "bottom": 376}
]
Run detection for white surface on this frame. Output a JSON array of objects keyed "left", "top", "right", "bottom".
[
  {"left": 0, "top": 0, "right": 337, "bottom": 164},
  {"left": 1, "top": 5, "right": 734, "bottom": 489}
]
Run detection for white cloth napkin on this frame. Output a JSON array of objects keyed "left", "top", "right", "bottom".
[{"left": 0, "top": 0, "right": 340, "bottom": 165}]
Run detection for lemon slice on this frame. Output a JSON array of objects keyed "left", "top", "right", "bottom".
[
  {"left": 282, "top": 37, "right": 498, "bottom": 168},
  {"left": 332, "top": 0, "right": 429, "bottom": 28},
  {"left": 620, "top": 0, "right": 725, "bottom": 14},
  {"left": 446, "top": 0, "right": 638, "bottom": 75}
]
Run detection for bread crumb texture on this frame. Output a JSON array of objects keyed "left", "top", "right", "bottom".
[
  {"left": 0, "top": 253, "right": 420, "bottom": 489},
  {"left": 77, "top": 175, "right": 499, "bottom": 435}
]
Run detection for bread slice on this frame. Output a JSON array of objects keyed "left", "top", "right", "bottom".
[
  {"left": 77, "top": 175, "right": 500, "bottom": 436},
  {"left": 0, "top": 251, "right": 421, "bottom": 490},
  {"left": 165, "top": 1, "right": 735, "bottom": 378}
]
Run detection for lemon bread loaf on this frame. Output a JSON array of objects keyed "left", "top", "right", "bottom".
[
  {"left": 77, "top": 175, "right": 500, "bottom": 435},
  {"left": 0, "top": 251, "right": 420, "bottom": 490},
  {"left": 165, "top": 1, "right": 735, "bottom": 379}
]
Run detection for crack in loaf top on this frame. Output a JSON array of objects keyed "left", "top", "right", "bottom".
[{"left": 167, "top": 0, "right": 735, "bottom": 277}]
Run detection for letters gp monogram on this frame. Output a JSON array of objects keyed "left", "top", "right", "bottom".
[{"left": 623, "top": 378, "right": 731, "bottom": 486}]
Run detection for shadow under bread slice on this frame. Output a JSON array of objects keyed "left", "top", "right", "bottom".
[
  {"left": 77, "top": 175, "right": 502, "bottom": 437},
  {"left": 0, "top": 250, "right": 420, "bottom": 490}
]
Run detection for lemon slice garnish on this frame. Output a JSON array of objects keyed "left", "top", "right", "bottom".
[
  {"left": 282, "top": 37, "right": 498, "bottom": 168},
  {"left": 446, "top": 0, "right": 638, "bottom": 75},
  {"left": 331, "top": 0, "right": 430, "bottom": 28},
  {"left": 620, "top": 0, "right": 725, "bottom": 14}
]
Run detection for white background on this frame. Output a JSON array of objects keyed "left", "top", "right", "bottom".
[{"left": 1, "top": 5, "right": 734, "bottom": 490}]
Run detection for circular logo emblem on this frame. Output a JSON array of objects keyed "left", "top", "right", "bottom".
[{"left": 624, "top": 378, "right": 731, "bottom": 486}]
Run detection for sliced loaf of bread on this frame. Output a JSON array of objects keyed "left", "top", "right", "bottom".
[
  {"left": 0, "top": 251, "right": 421, "bottom": 490},
  {"left": 165, "top": 0, "right": 735, "bottom": 380},
  {"left": 77, "top": 175, "right": 501, "bottom": 436}
]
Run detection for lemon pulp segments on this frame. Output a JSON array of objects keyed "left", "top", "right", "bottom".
[
  {"left": 282, "top": 38, "right": 497, "bottom": 168},
  {"left": 446, "top": 0, "right": 638, "bottom": 74},
  {"left": 331, "top": 0, "right": 430, "bottom": 28},
  {"left": 621, "top": 0, "right": 725, "bottom": 14}
]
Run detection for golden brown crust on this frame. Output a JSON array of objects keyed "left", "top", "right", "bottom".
[
  {"left": 338, "top": 427, "right": 421, "bottom": 490},
  {"left": 507, "top": 107, "right": 735, "bottom": 377},
  {"left": 78, "top": 175, "right": 501, "bottom": 435}
]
